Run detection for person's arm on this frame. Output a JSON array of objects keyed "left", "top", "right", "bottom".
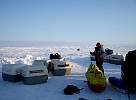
[
  {"left": 90, "top": 51, "right": 93, "bottom": 55},
  {"left": 100, "top": 48, "right": 106, "bottom": 58},
  {"left": 90, "top": 51, "right": 95, "bottom": 56}
]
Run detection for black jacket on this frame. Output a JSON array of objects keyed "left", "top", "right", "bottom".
[{"left": 121, "top": 50, "right": 136, "bottom": 91}]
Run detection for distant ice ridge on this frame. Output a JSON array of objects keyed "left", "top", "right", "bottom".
[
  {"left": 0, "top": 46, "right": 89, "bottom": 65},
  {"left": 1, "top": 55, "right": 32, "bottom": 65},
  {"left": 0, "top": 45, "right": 135, "bottom": 66}
]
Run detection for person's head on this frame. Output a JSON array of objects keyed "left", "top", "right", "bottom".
[
  {"left": 96, "top": 42, "right": 101, "bottom": 47},
  {"left": 96, "top": 42, "right": 103, "bottom": 48}
]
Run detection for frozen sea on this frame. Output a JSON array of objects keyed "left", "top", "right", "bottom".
[{"left": 0, "top": 41, "right": 136, "bottom": 100}]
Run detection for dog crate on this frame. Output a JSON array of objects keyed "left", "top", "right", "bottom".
[
  {"left": 32, "top": 60, "right": 47, "bottom": 66},
  {"left": 21, "top": 64, "right": 48, "bottom": 85},
  {"left": 109, "top": 55, "right": 124, "bottom": 65},
  {"left": 48, "top": 59, "right": 72, "bottom": 76},
  {"left": 2, "top": 64, "right": 25, "bottom": 82}
]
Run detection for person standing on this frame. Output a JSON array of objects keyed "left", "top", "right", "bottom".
[
  {"left": 90, "top": 42, "right": 105, "bottom": 73},
  {"left": 108, "top": 50, "right": 136, "bottom": 92}
]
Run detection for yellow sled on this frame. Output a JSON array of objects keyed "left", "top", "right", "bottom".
[{"left": 85, "top": 64, "right": 107, "bottom": 92}]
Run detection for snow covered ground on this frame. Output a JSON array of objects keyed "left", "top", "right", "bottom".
[{"left": 0, "top": 44, "right": 136, "bottom": 100}]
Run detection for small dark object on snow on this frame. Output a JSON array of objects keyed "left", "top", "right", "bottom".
[
  {"left": 77, "top": 48, "right": 80, "bottom": 51},
  {"left": 49, "top": 53, "right": 61, "bottom": 59},
  {"left": 64, "top": 85, "right": 82, "bottom": 95},
  {"left": 106, "top": 99, "right": 112, "bottom": 100},
  {"left": 105, "top": 48, "right": 113, "bottom": 55},
  {"left": 79, "top": 97, "right": 88, "bottom": 100}
]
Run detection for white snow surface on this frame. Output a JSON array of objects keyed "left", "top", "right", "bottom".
[{"left": 0, "top": 45, "right": 136, "bottom": 100}]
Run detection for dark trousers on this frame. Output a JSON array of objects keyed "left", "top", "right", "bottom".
[{"left": 96, "top": 60, "right": 104, "bottom": 73}]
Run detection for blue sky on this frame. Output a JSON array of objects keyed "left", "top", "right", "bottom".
[{"left": 0, "top": 0, "right": 136, "bottom": 44}]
